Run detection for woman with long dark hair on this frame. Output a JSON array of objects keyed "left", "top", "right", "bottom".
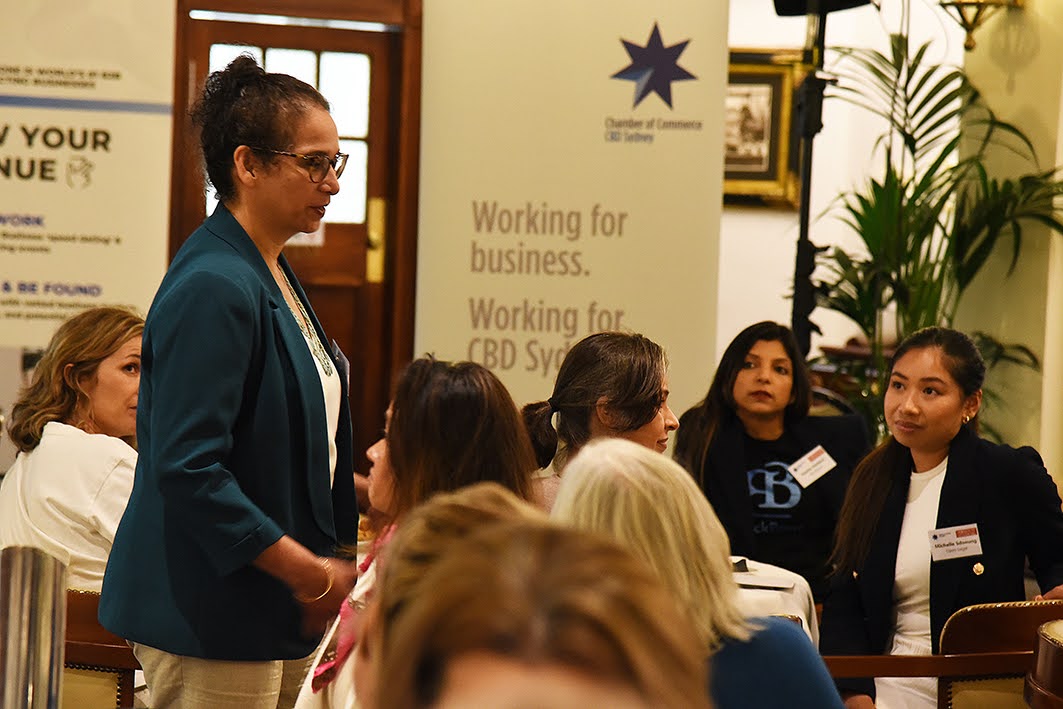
[
  {"left": 674, "top": 321, "right": 869, "bottom": 600},
  {"left": 295, "top": 356, "right": 537, "bottom": 708},
  {"left": 820, "top": 327, "right": 1063, "bottom": 709}
]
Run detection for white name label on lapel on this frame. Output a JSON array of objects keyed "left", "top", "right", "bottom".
[
  {"left": 788, "top": 445, "right": 837, "bottom": 488},
  {"left": 929, "top": 523, "right": 983, "bottom": 561}
]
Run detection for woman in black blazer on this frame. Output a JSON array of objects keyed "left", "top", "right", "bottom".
[
  {"left": 820, "top": 327, "right": 1063, "bottom": 709},
  {"left": 674, "top": 321, "right": 869, "bottom": 601}
]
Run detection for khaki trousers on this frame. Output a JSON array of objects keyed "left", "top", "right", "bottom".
[{"left": 133, "top": 643, "right": 313, "bottom": 709}]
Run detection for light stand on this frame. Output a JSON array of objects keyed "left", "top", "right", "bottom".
[{"left": 790, "top": 7, "right": 831, "bottom": 356}]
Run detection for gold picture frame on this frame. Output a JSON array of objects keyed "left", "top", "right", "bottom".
[{"left": 724, "top": 49, "right": 807, "bottom": 207}]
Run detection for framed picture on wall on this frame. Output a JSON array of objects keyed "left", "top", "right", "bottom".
[{"left": 724, "top": 49, "right": 806, "bottom": 207}]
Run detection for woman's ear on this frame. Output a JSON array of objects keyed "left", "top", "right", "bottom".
[
  {"left": 593, "top": 396, "right": 618, "bottom": 433},
  {"left": 963, "top": 390, "right": 983, "bottom": 421},
  {"left": 232, "top": 145, "right": 259, "bottom": 185}
]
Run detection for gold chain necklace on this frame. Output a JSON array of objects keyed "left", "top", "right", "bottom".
[{"left": 280, "top": 269, "right": 333, "bottom": 377}]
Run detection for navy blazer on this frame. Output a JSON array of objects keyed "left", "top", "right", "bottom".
[
  {"left": 100, "top": 205, "right": 358, "bottom": 660},
  {"left": 820, "top": 425, "right": 1063, "bottom": 698},
  {"left": 686, "top": 413, "right": 869, "bottom": 599}
]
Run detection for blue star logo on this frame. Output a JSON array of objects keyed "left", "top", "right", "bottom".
[{"left": 612, "top": 23, "right": 696, "bottom": 109}]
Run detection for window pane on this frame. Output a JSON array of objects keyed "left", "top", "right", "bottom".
[
  {"left": 264, "top": 48, "right": 317, "bottom": 87},
  {"left": 325, "top": 139, "right": 367, "bottom": 224},
  {"left": 320, "top": 52, "right": 370, "bottom": 138},
  {"left": 209, "top": 44, "right": 262, "bottom": 73}
]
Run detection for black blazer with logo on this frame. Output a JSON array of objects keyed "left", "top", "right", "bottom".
[
  {"left": 682, "top": 412, "right": 870, "bottom": 600},
  {"left": 819, "top": 425, "right": 1063, "bottom": 698}
]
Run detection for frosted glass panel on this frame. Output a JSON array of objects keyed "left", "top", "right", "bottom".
[
  {"left": 320, "top": 52, "right": 370, "bottom": 138},
  {"left": 265, "top": 48, "right": 317, "bottom": 87},
  {"left": 325, "top": 139, "right": 367, "bottom": 224},
  {"left": 209, "top": 44, "right": 262, "bottom": 73}
]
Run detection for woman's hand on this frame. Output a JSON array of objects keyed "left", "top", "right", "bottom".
[
  {"left": 253, "top": 535, "right": 360, "bottom": 636},
  {"left": 842, "top": 693, "right": 875, "bottom": 709},
  {"left": 1035, "top": 583, "right": 1063, "bottom": 601},
  {"left": 298, "top": 557, "right": 359, "bottom": 637}
]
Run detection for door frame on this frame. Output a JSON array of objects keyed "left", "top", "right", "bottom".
[{"left": 170, "top": 0, "right": 421, "bottom": 378}]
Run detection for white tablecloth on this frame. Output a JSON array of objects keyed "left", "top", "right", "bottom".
[{"left": 732, "top": 556, "right": 819, "bottom": 646}]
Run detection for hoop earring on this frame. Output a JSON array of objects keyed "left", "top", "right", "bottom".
[{"left": 963, "top": 414, "right": 971, "bottom": 425}]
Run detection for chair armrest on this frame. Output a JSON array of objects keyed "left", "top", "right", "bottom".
[{"left": 823, "top": 651, "right": 1034, "bottom": 678}]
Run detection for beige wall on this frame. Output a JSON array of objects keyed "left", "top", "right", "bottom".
[{"left": 958, "top": 2, "right": 1063, "bottom": 486}]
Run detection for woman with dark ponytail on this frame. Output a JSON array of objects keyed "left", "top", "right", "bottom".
[
  {"left": 100, "top": 55, "right": 358, "bottom": 707},
  {"left": 820, "top": 327, "right": 1063, "bottom": 709},
  {"left": 521, "top": 331, "right": 679, "bottom": 509}
]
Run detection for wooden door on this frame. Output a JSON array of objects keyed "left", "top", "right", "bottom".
[{"left": 172, "top": 13, "right": 409, "bottom": 476}]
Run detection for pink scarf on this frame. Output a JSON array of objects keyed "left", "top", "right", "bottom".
[{"left": 311, "top": 524, "right": 395, "bottom": 693}]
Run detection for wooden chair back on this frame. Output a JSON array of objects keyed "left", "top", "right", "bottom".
[
  {"left": 63, "top": 589, "right": 139, "bottom": 709},
  {"left": 822, "top": 600, "right": 1063, "bottom": 709},
  {"left": 938, "top": 600, "right": 1063, "bottom": 709},
  {"left": 1026, "top": 619, "right": 1063, "bottom": 709}
]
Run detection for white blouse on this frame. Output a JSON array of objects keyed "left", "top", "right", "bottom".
[
  {"left": 0, "top": 422, "right": 136, "bottom": 590},
  {"left": 875, "top": 456, "right": 948, "bottom": 709}
]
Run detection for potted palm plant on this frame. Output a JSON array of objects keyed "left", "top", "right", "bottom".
[{"left": 812, "top": 24, "right": 1063, "bottom": 439}]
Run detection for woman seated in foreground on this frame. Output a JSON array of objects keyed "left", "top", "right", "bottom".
[
  {"left": 522, "top": 331, "right": 679, "bottom": 508},
  {"left": 350, "top": 482, "right": 550, "bottom": 707},
  {"left": 295, "top": 357, "right": 537, "bottom": 707},
  {"left": 553, "top": 437, "right": 844, "bottom": 709},
  {"left": 820, "top": 327, "right": 1063, "bottom": 709},
  {"left": 365, "top": 510, "right": 710, "bottom": 708},
  {"left": 674, "top": 321, "right": 869, "bottom": 601},
  {"left": 0, "top": 306, "right": 143, "bottom": 590}
]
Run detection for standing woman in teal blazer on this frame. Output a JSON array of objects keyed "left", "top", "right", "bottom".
[{"left": 100, "top": 55, "right": 359, "bottom": 708}]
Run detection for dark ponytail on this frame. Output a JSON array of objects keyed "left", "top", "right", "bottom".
[{"left": 522, "top": 332, "right": 667, "bottom": 470}]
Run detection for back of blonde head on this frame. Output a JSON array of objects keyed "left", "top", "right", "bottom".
[
  {"left": 374, "top": 519, "right": 710, "bottom": 709},
  {"left": 553, "top": 437, "right": 751, "bottom": 649}
]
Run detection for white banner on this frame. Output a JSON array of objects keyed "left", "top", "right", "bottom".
[
  {"left": 416, "top": 0, "right": 729, "bottom": 415},
  {"left": 0, "top": 1, "right": 174, "bottom": 345}
]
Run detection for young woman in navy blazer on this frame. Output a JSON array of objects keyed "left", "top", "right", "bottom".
[{"left": 820, "top": 327, "right": 1063, "bottom": 709}]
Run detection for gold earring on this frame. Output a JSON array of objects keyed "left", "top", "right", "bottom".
[{"left": 963, "top": 414, "right": 971, "bottom": 424}]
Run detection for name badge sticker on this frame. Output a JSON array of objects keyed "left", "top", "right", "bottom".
[
  {"left": 788, "top": 445, "right": 837, "bottom": 488},
  {"left": 929, "top": 524, "right": 983, "bottom": 561}
]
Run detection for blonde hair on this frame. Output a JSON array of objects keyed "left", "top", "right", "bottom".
[
  {"left": 553, "top": 437, "right": 752, "bottom": 649},
  {"left": 376, "top": 482, "right": 549, "bottom": 626},
  {"left": 373, "top": 520, "right": 710, "bottom": 709},
  {"left": 7, "top": 306, "right": 144, "bottom": 452}
]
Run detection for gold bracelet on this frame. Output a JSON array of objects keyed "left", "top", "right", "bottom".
[{"left": 295, "top": 558, "right": 334, "bottom": 603}]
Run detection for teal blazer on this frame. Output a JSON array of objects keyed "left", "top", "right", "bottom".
[{"left": 100, "top": 205, "right": 358, "bottom": 660}]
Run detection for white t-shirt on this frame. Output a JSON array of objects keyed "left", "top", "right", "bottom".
[
  {"left": 875, "top": 456, "right": 948, "bottom": 709},
  {"left": 0, "top": 422, "right": 137, "bottom": 590}
]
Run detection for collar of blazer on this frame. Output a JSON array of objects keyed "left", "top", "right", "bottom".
[{"left": 205, "top": 203, "right": 341, "bottom": 540}]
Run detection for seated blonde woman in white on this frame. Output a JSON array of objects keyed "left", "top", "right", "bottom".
[{"left": 0, "top": 307, "right": 142, "bottom": 590}]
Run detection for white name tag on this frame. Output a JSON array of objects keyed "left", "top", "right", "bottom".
[
  {"left": 929, "top": 524, "right": 983, "bottom": 561},
  {"left": 788, "top": 445, "right": 837, "bottom": 488}
]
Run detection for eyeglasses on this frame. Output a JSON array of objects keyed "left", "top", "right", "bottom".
[{"left": 251, "top": 147, "right": 348, "bottom": 183}]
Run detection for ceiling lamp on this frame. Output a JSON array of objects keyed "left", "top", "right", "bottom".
[{"left": 940, "top": 0, "right": 1024, "bottom": 50}]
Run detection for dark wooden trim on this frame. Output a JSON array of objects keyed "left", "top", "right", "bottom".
[
  {"left": 390, "top": 0, "right": 422, "bottom": 373},
  {"left": 823, "top": 651, "right": 1034, "bottom": 678}
]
